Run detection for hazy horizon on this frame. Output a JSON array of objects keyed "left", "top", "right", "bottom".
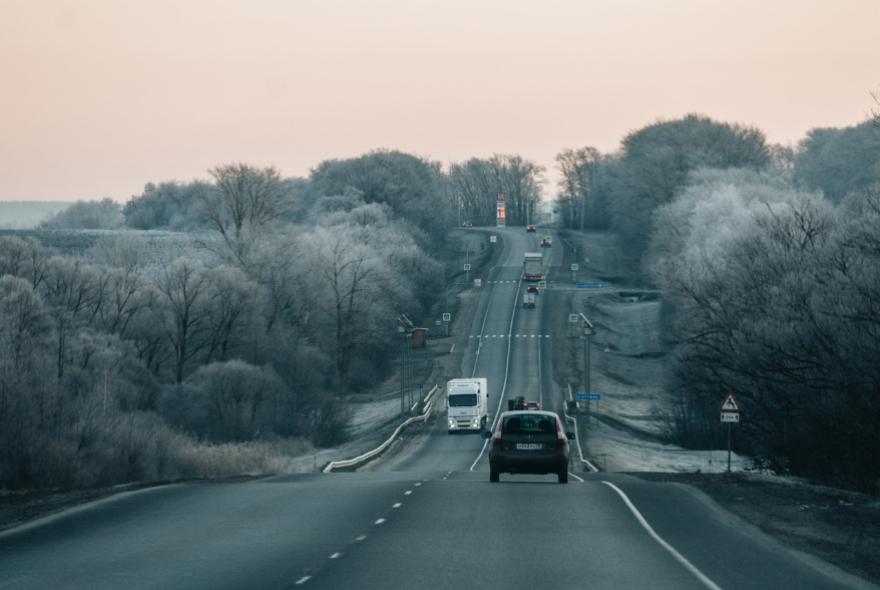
[{"left": 1, "top": 0, "right": 878, "bottom": 202}]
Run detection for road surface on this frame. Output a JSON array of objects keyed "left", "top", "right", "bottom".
[{"left": 0, "top": 228, "right": 869, "bottom": 590}]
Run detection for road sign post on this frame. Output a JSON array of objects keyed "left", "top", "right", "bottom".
[
  {"left": 720, "top": 394, "right": 741, "bottom": 473},
  {"left": 570, "top": 263, "right": 579, "bottom": 283},
  {"left": 442, "top": 312, "right": 451, "bottom": 336}
]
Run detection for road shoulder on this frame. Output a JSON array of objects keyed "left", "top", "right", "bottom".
[{"left": 634, "top": 472, "right": 880, "bottom": 587}]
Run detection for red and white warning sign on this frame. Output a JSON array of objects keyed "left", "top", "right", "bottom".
[{"left": 720, "top": 394, "right": 740, "bottom": 412}]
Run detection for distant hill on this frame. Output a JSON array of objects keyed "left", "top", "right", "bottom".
[{"left": 0, "top": 201, "right": 73, "bottom": 229}]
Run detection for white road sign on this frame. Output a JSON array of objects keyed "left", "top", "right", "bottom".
[
  {"left": 721, "top": 412, "right": 740, "bottom": 423},
  {"left": 720, "top": 394, "right": 740, "bottom": 412},
  {"left": 490, "top": 235, "right": 497, "bottom": 243}
]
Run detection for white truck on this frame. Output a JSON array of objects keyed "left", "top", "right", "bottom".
[
  {"left": 446, "top": 377, "right": 489, "bottom": 433},
  {"left": 523, "top": 252, "right": 544, "bottom": 282}
]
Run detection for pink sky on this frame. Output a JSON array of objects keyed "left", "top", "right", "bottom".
[{"left": 1, "top": 0, "right": 878, "bottom": 202}]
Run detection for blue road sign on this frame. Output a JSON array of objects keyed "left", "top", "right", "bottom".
[
  {"left": 576, "top": 392, "right": 601, "bottom": 401},
  {"left": 576, "top": 282, "right": 604, "bottom": 289}
]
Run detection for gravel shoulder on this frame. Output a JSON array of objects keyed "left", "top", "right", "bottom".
[{"left": 635, "top": 472, "right": 880, "bottom": 586}]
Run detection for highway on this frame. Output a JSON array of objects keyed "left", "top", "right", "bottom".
[{"left": 0, "top": 228, "right": 868, "bottom": 590}]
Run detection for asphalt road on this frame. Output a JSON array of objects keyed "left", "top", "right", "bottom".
[{"left": 0, "top": 227, "right": 869, "bottom": 590}]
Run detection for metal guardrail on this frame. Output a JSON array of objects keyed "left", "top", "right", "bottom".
[{"left": 323, "top": 384, "right": 440, "bottom": 473}]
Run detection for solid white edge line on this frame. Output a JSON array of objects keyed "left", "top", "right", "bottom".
[
  {"left": 568, "top": 471, "right": 584, "bottom": 482},
  {"left": 295, "top": 575, "right": 311, "bottom": 585},
  {"left": 602, "top": 481, "right": 723, "bottom": 590},
  {"left": 469, "top": 270, "right": 522, "bottom": 471}
]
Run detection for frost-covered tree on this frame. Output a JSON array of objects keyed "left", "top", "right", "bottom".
[
  {"left": 197, "top": 164, "right": 287, "bottom": 263},
  {"left": 40, "top": 198, "right": 124, "bottom": 230},
  {"left": 652, "top": 169, "right": 880, "bottom": 489},
  {"left": 310, "top": 150, "right": 452, "bottom": 241},
  {"left": 609, "top": 114, "right": 770, "bottom": 257},
  {"left": 793, "top": 120, "right": 880, "bottom": 203}
]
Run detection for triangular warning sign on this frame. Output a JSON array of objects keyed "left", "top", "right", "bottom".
[{"left": 721, "top": 394, "right": 740, "bottom": 412}]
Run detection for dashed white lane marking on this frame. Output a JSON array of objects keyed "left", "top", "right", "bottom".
[
  {"left": 450, "top": 343, "right": 455, "bottom": 353},
  {"left": 356, "top": 535, "right": 367, "bottom": 542},
  {"left": 414, "top": 482, "right": 422, "bottom": 486},
  {"left": 295, "top": 576, "right": 311, "bottom": 585},
  {"left": 392, "top": 502, "right": 402, "bottom": 509},
  {"left": 374, "top": 518, "right": 385, "bottom": 525},
  {"left": 404, "top": 490, "right": 412, "bottom": 495},
  {"left": 471, "top": 334, "right": 551, "bottom": 339},
  {"left": 602, "top": 481, "right": 723, "bottom": 590},
  {"left": 329, "top": 552, "right": 342, "bottom": 560}
]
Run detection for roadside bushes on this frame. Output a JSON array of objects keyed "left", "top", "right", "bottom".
[
  {"left": 652, "top": 171, "right": 880, "bottom": 491},
  {"left": 159, "top": 360, "right": 290, "bottom": 442}
]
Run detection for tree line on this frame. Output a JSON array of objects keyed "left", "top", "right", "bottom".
[
  {"left": 5, "top": 150, "right": 539, "bottom": 489},
  {"left": 557, "top": 113, "right": 880, "bottom": 491}
]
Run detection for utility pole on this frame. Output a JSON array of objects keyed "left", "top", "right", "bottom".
[
  {"left": 580, "top": 313, "right": 594, "bottom": 414},
  {"left": 398, "top": 314, "right": 415, "bottom": 416}
]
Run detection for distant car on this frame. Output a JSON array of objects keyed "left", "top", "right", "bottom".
[
  {"left": 483, "top": 411, "right": 573, "bottom": 483},
  {"left": 540, "top": 237, "right": 552, "bottom": 247},
  {"left": 462, "top": 221, "right": 473, "bottom": 228},
  {"left": 526, "top": 285, "right": 539, "bottom": 294},
  {"left": 526, "top": 225, "right": 536, "bottom": 232},
  {"left": 523, "top": 400, "right": 541, "bottom": 411},
  {"left": 507, "top": 396, "right": 526, "bottom": 411}
]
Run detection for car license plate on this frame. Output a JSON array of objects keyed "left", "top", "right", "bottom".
[{"left": 516, "top": 443, "right": 542, "bottom": 450}]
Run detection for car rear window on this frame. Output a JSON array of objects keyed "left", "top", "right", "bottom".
[{"left": 503, "top": 415, "right": 556, "bottom": 434}]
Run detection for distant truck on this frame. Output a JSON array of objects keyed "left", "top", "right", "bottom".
[
  {"left": 523, "top": 291, "right": 536, "bottom": 308},
  {"left": 446, "top": 378, "right": 489, "bottom": 433},
  {"left": 523, "top": 252, "right": 544, "bottom": 282}
]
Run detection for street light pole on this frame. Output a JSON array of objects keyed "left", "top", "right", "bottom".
[
  {"left": 583, "top": 327, "right": 591, "bottom": 416},
  {"left": 398, "top": 325, "right": 406, "bottom": 416}
]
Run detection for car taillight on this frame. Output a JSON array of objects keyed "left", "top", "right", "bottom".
[
  {"left": 492, "top": 428, "right": 502, "bottom": 445},
  {"left": 556, "top": 420, "right": 567, "bottom": 446}
]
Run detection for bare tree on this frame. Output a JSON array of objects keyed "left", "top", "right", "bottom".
[
  {"left": 199, "top": 164, "right": 286, "bottom": 263},
  {"left": 872, "top": 89, "right": 880, "bottom": 127},
  {"left": 153, "top": 259, "right": 213, "bottom": 383},
  {"left": 557, "top": 147, "right": 601, "bottom": 230}
]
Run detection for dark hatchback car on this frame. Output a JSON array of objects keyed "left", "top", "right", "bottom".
[{"left": 483, "top": 411, "right": 573, "bottom": 483}]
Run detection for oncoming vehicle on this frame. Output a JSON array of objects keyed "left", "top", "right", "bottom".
[
  {"left": 483, "top": 411, "right": 574, "bottom": 483},
  {"left": 526, "top": 225, "right": 536, "bottom": 232},
  {"left": 523, "top": 400, "right": 541, "bottom": 411},
  {"left": 446, "top": 378, "right": 489, "bottom": 433},
  {"left": 540, "top": 236, "right": 552, "bottom": 248}
]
